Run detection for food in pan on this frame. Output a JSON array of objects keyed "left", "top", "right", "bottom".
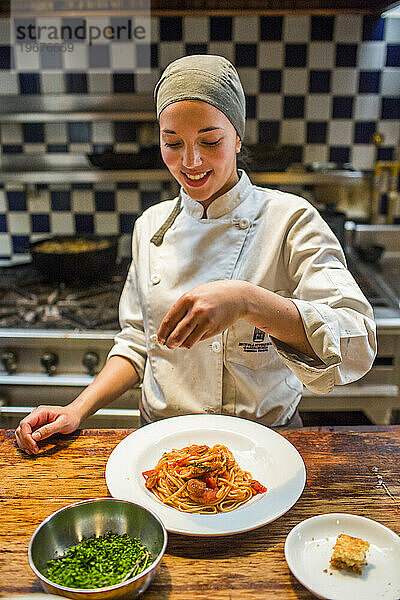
[
  {"left": 142, "top": 443, "right": 267, "bottom": 513},
  {"left": 34, "top": 238, "right": 111, "bottom": 253},
  {"left": 46, "top": 532, "right": 152, "bottom": 588},
  {"left": 330, "top": 533, "right": 370, "bottom": 574}
]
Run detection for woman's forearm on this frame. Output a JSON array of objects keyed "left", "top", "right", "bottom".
[
  {"left": 70, "top": 355, "right": 140, "bottom": 421},
  {"left": 241, "top": 281, "right": 319, "bottom": 360}
]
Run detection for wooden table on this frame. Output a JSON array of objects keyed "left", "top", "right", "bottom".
[{"left": 1, "top": 426, "right": 399, "bottom": 599}]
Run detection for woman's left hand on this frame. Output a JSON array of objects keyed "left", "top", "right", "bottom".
[{"left": 157, "top": 280, "right": 249, "bottom": 349}]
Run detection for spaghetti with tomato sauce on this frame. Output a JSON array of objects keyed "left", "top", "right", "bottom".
[{"left": 142, "top": 443, "right": 267, "bottom": 513}]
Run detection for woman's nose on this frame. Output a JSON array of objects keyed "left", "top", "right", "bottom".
[{"left": 182, "top": 145, "right": 202, "bottom": 168}]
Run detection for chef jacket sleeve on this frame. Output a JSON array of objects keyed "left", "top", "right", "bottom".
[
  {"left": 270, "top": 204, "right": 377, "bottom": 394},
  {"left": 107, "top": 226, "right": 147, "bottom": 381}
]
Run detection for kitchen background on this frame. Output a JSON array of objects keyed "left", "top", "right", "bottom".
[{"left": 0, "top": 13, "right": 399, "bottom": 262}]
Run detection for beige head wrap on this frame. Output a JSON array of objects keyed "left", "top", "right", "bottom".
[{"left": 154, "top": 54, "right": 246, "bottom": 140}]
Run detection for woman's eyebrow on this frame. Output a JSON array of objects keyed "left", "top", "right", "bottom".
[{"left": 161, "top": 127, "right": 224, "bottom": 134}]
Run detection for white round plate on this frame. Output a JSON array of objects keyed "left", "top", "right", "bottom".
[
  {"left": 105, "top": 414, "right": 306, "bottom": 536},
  {"left": 285, "top": 513, "right": 400, "bottom": 600}
]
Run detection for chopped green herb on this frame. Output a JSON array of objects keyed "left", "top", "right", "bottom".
[{"left": 46, "top": 532, "right": 153, "bottom": 589}]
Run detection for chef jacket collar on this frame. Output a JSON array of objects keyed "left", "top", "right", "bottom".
[{"left": 180, "top": 169, "right": 253, "bottom": 220}]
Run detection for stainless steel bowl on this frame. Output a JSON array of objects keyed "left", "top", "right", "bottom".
[{"left": 28, "top": 498, "right": 167, "bottom": 600}]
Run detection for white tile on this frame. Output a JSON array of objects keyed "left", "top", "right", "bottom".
[
  {"left": 92, "top": 122, "right": 113, "bottom": 143},
  {"left": 328, "top": 120, "right": 353, "bottom": 145},
  {"left": 1, "top": 123, "right": 23, "bottom": 144},
  {"left": 150, "top": 16, "right": 159, "bottom": 43},
  {"left": 308, "top": 42, "right": 335, "bottom": 69},
  {"left": 358, "top": 42, "right": 386, "bottom": 69},
  {"left": 283, "top": 68, "right": 308, "bottom": 94},
  {"left": 208, "top": 42, "right": 234, "bottom": 63},
  {"left": 384, "top": 16, "right": 400, "bottom": 42},
  {"left": 331, "top": 69, "right": 358, "bottom": 94},
  {"left": 116, "top": 189, "right": 141, "bottom": 212},
  {"left": 50, "top": 212, "right": 74, "bottom": 235},
  {"left": 0, "top": 18, "right": 10, "bottom": 43},
  {"left": 375, "top": 120, "right": 400, "bottom": 146},
  {"left": 258, "top": 42, "right": 283, "bottom": 69},
  {"left": 233, "top": 17, "right": 259, "bottom": 42},
  {"left": 63, "top": 44, "right": 88, "bottom": 70},
  {"left": 114, "top": 142, "right": 139, "bottom": 153},
  {"left": 45, "top": 122, "right": 67, "bottom": 144},
  {"left": 69, "top": 143, "right": 92, "bottom": 153},
  {"left": 0, "top": 189, "right": 6, "bottom": 212},
  {"left": 87, "top": 72, "right": 112, "bottom": 93},
  {"left": 0, "top": 72, "right": 18, "bottom": 94},
  {"left": 28, "top": 189, "right": 50, "bottom": 213},
  {"left": 41, "top": 72, "right": 65, "bottom": 93},
  {"left": 23, "top": 143, "right": 47, "bottom": 153},
  {"left": 381, "top": 69, "right": 400, "bottom": 95},
  {"left": 135, "top": 70, "right": 159, "bottom": 94},
  {"left": 33, "top": 17, "right": 62, "bottom": 42},
  {"left": 119, "top": 233, "right": 132, "bottom": 258},
  {"left": 303, "top": 144, "right": 328, "bottom": 163},
  {"left": 350, "top": 145, "right": 376, "bottom": 170},
  {"left": 139, "top": 181, "right": 162, "bottom": 192},
  {"left": 335, "top": 15, "right": 362, "bottom": 42},
  {"left": 95, "top": 212, "right": 119, "bottom": 234},
  {"left": 306, "top": 95, "right": 331, "bottom": 120},
  {"left": 237, "top": 67, "right": 258, "bottom": 94},
  {"left": 183, "top": 17, "right": 209, "bottom": 42},
  {"left": 280, "top": 120, "right": 305, "bottom": 145},
  {"left": 0, "top": 233, "right": 11, "bottom": 256},
  {"left": 93, "top": 182, "right": 115, "bottom": 191},
  {"left": 8, "top": 212, "right": 30, "bottom": 234},
  {"left": 83, "top": 17, "right": 109, "bottom": 43},
  {"left": 243, "top": 119, "right": 257, "bottom": 144},
  {"left": 258, "top": 94, "right": 282, "bottom": 120},
  {"left": 159, "top": 43, "right": 185, "bottom": 69},
  {"left": 355, "top": 95, "right": 380, "bottom": 120},
  {"left": 72, "top": 190, "right": 95, "bottom": 213},
  {"left": 14, "top": 45, "right": 40, "bottom": 70},
  {"left": 283, "top": 15, "right": 310, "bottom": 42}
]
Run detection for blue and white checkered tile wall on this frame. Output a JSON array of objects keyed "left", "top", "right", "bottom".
[{"left": 0, "top": 14, "right": 399, "bottom": 260}]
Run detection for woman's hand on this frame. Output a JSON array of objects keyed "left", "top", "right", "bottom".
[
  {"left": 157, "top": 280, "right": 249, "bottom": 349},
  {"left": 15, "top": 405, "right": 82, "bottom": 455}
]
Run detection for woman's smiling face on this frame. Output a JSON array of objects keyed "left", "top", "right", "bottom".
[{"left": 159, "top": 100, "right": 242, "bottom": 210}]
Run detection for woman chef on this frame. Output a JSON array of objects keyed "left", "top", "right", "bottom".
[{"left": 16, "top": 55, "right": 376, "bottom": 454}]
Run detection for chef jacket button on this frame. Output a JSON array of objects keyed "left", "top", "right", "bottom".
[
  {"left": 211, "top": 341, "right": 221, "bottom": 353},
  {"left": 239, "top": 217, "right": 250, "bottom": 230},
  {"left": 150, "top": 334, "right": 158, "bottom": 346},
  {"left": 231, "top": 216, "right": 240, "bottom": 225},
  {"left": 151, "top": 274, "right": 161, "bottom": 285}
]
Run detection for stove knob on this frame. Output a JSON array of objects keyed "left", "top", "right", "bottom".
[
  {"left": 41, "top": 352, "right": 59, "bottom": 376},
  {"left": 1, "top": 351, "right": 18, "bottom": 374},
  {"left": 83, "top": 352, "right": 99, "bottom": 376}
]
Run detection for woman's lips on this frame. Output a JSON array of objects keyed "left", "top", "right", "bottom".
[{"left": 182, "top": 170, "right": 212, "bottom": 187}]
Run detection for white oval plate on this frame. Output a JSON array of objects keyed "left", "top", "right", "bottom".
[
  {"left": 285, "top": 513, "right": 400, "bottom": 600},
  {"left": 105, "top": 414, "right": 306, "bottom": 536}
]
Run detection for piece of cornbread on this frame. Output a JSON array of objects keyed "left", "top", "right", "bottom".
[{"left": 330, "top": 533, "right": 370, "bottom": 575}]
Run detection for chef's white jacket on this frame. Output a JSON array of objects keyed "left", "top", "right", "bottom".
[{"left": 108, "top": 170, "right": 377, "bottom": 426}]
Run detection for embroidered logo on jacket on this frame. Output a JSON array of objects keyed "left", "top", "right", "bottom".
[{"left": 238, "top": 327, "right": 272, "bottom": 353}]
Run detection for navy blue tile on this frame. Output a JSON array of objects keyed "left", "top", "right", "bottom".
[
  {"left": 19, "top": 72, "right": 41, "bottom": 94},
  {"left": 22, "top": 123, "right": 45, "bottom": 143},
  {"left": 119, "top": 213, "right": 137, "bottom": 233},
  {"left": 51, "top": 190, "right": 71, "bottom": 211},
  {"left": 283, "top": 96, "right": 305, "bottom": 119},
  {"left": 210, "top": 17, "right": 232, "bottom": 41},
  {"left": 92, "top": 144, "right": 113, "bottom": 153},
  {"left": 117, "top": 182, "right": 139, "bottom": 189},
  {"left": 354, "top": 121, "right": 376, "bottom": 144},
  {"left": 381, "top": 97, "right": 400, "bottom": 120},
  {"left": 71, "top": 183, "right": 93, "bottom": 190},
  {"left": 285, "top": 44, "right": 307, "bottom": 67},
  {"left": 307, "top": 122, "right": 328, "bottom": 144},
  {"left": 311, "top": 16, "right": 334, "bottom": 41},
  {"left": 150, "top": 43, "right": 158, "bottom": 68},
  {"left": 358, "top": 71, "right": 380, "bottom": 94},
  {"left": 185, "top": 43, "right": 208, "bottom": 55},
  {"left": 12, "top": 235, "right": 29, "bottom": 254},
  {"left": 380, "top": 193, "right": 388, "bottom": 215},
  {"left": 329, "top": 146, "right": 351, "bottom": 163},
  {"left": 362, "top": 16, "right": 385, "bottom": 41},
  {"left": 94, "top": 191, "right": 116, "bottom": 212},
  {"left": 160, "top": 17, "right": 182, "bottom": 41},
  {"left": 235, "top": 44, "right": 257, "bottom": 67},
  {"left": 0, "top": 46, "right": 12, "bottom": 70},
  {"left": 31, "top": 214, "right": 50, "bottom": 233},
  {"left": 7, "top": 190, "right": 26, "bottom": 211},
  {"left": 114, "top": 121, "right": 137, "bottom": 142},
  {"left": 386, "top": 45, "right": 400, "bottom": 67},
  {"left": 67, "top": 122, "right": 91, "bottom": 143},
  {"left": 2, "top": 145, "right": 23, "bottom": 153},
  {"left": 141, "top": 191, "right": 161, "bottom": 211},
  {"left": 136, "top": 43, "right": 151, "bottom": 69},
  {"left": 88, "top": 45, "right": 110, "bottom": 69},
  {"left": 47, "top": 144, "right": 69, "bottom": 153},
  {"left": 113, "top": 73, "right": 135, "bottom": 93},
  {"left": 332, "top": 96, "right": 354, "bottom": 119},
  {"left": 258, "top": 121, "right": 280, "bottom": 143},
  {"left": 60, "top": 19, "right": 87, "bottom": 43},
  {"left": 284, "top": 145, "right": 303, "bottom": 163},
  {"left": 377, "top": 147, "right": 394, "bottom": 161},
  {"left": 0, "top": 215, "right": 7, "bottom": 232},
  {"left": 309, "top": 70, "right": 331, "bottom": 93},
  {"left": 260, "top": 70, "right": 281, "bottom": 93},
  {"left": 335, "top": 44, "right": 358, "bottom": 67},
  {"left": 246, "top": 95, "right": 256, "bottom": 119},
  {"left": 36, "top": 184, "right": 48, "bottom": 190},
  {"left": 260, "top": 16, "right": 283, "bottom": 41},
  {"left": 75, "top": 214, "right": 94, "bottom": 233},
  {"left": 65, "top": 72, "right": 88, "bottom": 93}
]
